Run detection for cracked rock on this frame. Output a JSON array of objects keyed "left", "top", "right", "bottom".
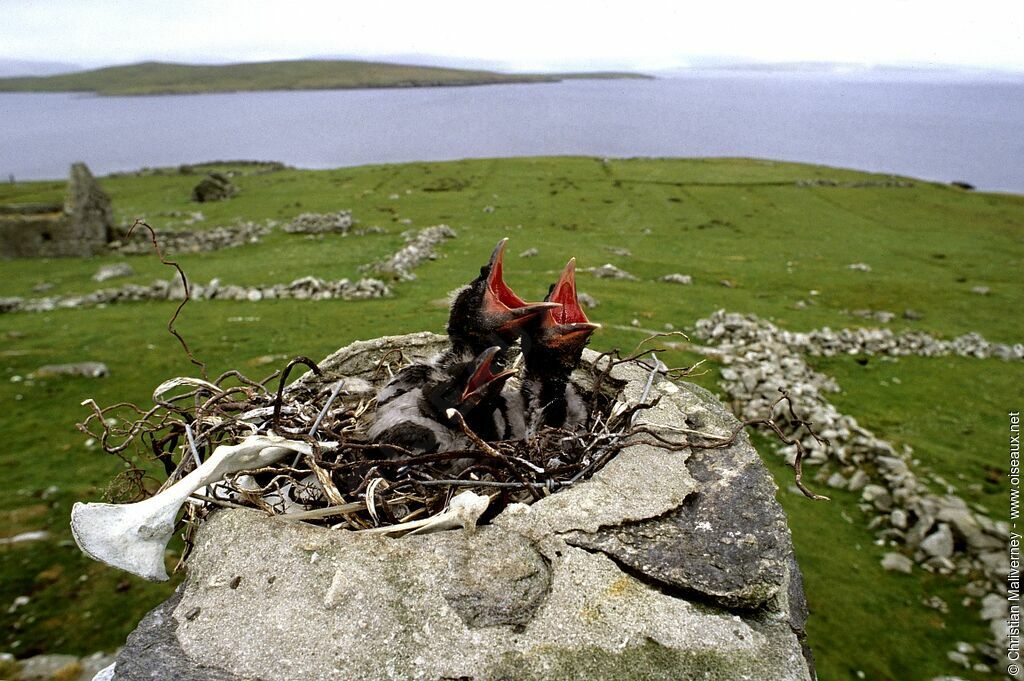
[
  {"left": 107, "top": 333, "right": 814, "bottom": 681},
  {"left": 565, "top": 440, "right": 791, "bottom": 609}
]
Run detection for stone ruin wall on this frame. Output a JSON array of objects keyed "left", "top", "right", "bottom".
[{"left": 0, "top": 163, "right": 113, "bottom": 259}]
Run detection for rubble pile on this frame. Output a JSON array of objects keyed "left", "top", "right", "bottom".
[
  {"left": 365, "top": 224, "right": 457, "bottom": 280},
  {"left": 692, "top": 310, "right": 1016, "bottom": 670}
]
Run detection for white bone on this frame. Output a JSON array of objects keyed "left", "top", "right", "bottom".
[
  {"left": 152, "top": 376, "right": 224, "bottom": 403},
  {"left": 357, "top": 490, "right": 490, "bottom": 536},
  {"left": 70, "top": 434, "right": 312, "bottom": 581}
]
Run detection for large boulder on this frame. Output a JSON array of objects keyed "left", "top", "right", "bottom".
[
  {"left": 190, "top": 173, "right": 239, "bottom": 203},
  {"left": 109, "top": 333, "right": 815, "bottom": 681}
]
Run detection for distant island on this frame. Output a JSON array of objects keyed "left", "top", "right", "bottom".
[{"left": 0, "top": 59, "right": 651, "bottom": 96}]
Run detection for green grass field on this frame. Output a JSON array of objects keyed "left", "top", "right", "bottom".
[
  {"left": 0, "top": 59, "right": 649, "bottom": 96},
  {"left": 1, "top": 157, "right": 1021, "bottom": 679}
]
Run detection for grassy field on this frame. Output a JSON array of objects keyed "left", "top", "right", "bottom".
[
  {"left": 0, "top": 59, "right": 649, "bottom": 96},
  {"left": 0, "top": 157, "right": 1021, "bottom": 679}
]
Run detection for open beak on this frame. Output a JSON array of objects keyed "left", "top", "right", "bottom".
[
  {"left": 541, "top": 258, "right": 601, "bottom": 346},
  {"left": 481, "top": 238, "right": 561, "bottom": 334},
  {"left": 460, "top": 346, "right": 517, "bottom": 403}
]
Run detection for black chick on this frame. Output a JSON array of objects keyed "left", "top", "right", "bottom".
[
  {"left": 367, "top": 346, "right": 516, "bottom": 454},
  {"left": 369, "top": 238, "right": 556, "bottom": 452},
  {"left": 518, "top": 258, "right": 600, "bottom": 432},
  {"left": 442, "top": 237, "right": 560, "bottom": 366}
]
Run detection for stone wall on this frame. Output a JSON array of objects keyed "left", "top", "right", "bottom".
[{"left": 0, "top": 163, "right": 113, "bottom": 258}]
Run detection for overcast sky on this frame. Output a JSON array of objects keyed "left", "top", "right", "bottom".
[{"left": 3, "top": 0, "right": 1023, "bottom": 73}]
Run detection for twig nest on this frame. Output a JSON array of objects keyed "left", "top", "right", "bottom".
[{"left": 108, "top": 333, "right": 815, "bottom": 681}]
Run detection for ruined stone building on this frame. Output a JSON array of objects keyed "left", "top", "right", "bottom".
[{"left": 0, "top": 163, "right": 113, "bottom": 258}]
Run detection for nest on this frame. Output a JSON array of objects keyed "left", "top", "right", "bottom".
[{"left": 78, "top": 333, "right": 683, "bottom": 569}]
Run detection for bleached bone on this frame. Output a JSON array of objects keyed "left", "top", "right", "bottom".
[
  {"left": 357, "top": 490, "right": 490, "bottom": 537},
  {"left": 70, "top": 434, "right": 312, "bottom": 581}
]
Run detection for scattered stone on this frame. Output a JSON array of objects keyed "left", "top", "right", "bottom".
[
  {"left": 848, "top": 262, "right": 872, "bottom": 272},
  {"left": 826, "top": 472, "right": 847, "bottom": 489},
  {"left": 890, "top": 509, "right": 908, "bottom": 529},
  {"left": 191, "top": 173, "right": 239, "bottom": 202},
  {"left": 31, "top": 282, "right": 54, "bottom": 293},
  {"left": 659, "top": 273, "right": 693, "bottom": 285},
  {"left": 587, "top": 263, "right": 638, "bottom": 281},
  {"left": 920, "top": 523, "right": 955, "bottom": 559},
  {"left": 847, "top": 470, "right": 870, "bottom": 492},
  {"left": 8, "top": 595, "right": 30, "bottom": 613},
  {"left": 718, "top": 279, "right": 735, "bottom": 288},
  {"left": 922, "top": 595, "right": 949, "bottom": 613},
  {"left": 576, "top": 292, "right": 599, "bottom": 309},
  {"left": 970, "top": 286, "right": 990, "bottom": 296},
  {"left": 881, "top": 552, "right": 913, "bottom": 574},
  {"left": 874, "top": 311, "right": 895, "bottom": 324},
  {"left": 946, "top": 651, "right": 970, "bottom": 668},
  {"left": 603, "top": 246, "right": 632, "bottom": 257},
  {"left": 92, "top": 262, "right": 135, "bottom": 282},
  {"left": 903, "top": 309, "right": 923, "bottom": 321},
  {"left": 980, "top": 593, "right": 1006, "bottom": 620},
  {"left": 518, "top": 247, "right": 539, "bottom": 258},
  {"left": 33, "top": 362, "right": 108, "bottom": 378},
  {"left": 861, "top": 485, "right": 892, "bottom": 511}
]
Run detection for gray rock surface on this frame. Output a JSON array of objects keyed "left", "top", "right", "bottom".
[
  {"left": 113, "top": 589, "right": 241, "bottom": 681},
  {"left": 110, "top": 333, "right": 815, "bottom": 681},
  {"left": 565, "top": 414, "right": 792, "bottom": 610}
]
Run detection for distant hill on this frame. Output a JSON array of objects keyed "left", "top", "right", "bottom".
[{"left": 0, "top": 59, "right": 651, "bottom": 96}]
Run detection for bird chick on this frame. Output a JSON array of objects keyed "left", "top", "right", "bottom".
[
  {"left": 519, "top": 258, "right": 601, "bottom": 432},
  {"left": 368, "top": 346, "right": 516, "bottom": 455},
  {"left": 370, "top": 237, "right": 555, "bottom": 453},
  {"left": 443, "top": 237, "right": 560, "bottom": 366}
]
